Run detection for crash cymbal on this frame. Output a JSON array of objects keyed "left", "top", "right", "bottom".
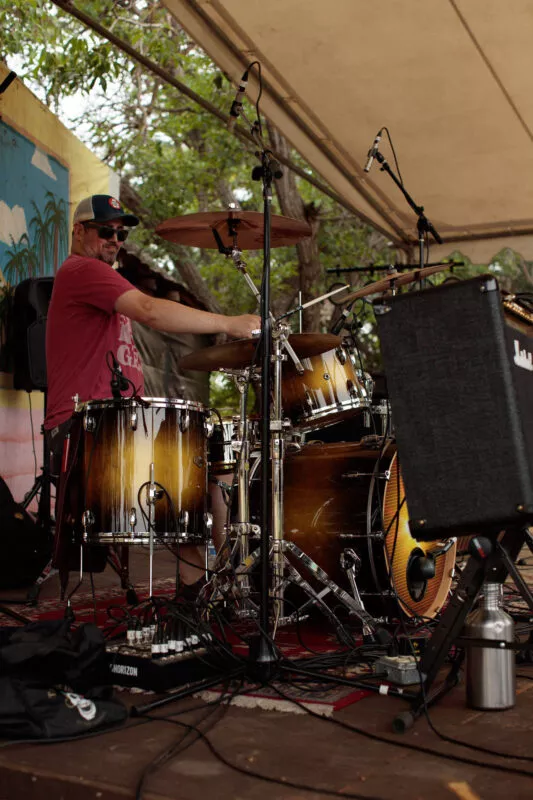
[
  {"left": 180, "top": 333, "right": 341, "bottom": 372},
  {"left": 156, "top": 210, "right": 312, "bottom": 249},
  {"left": 339, "top": 263, "right": 452, "bottom": 304}
]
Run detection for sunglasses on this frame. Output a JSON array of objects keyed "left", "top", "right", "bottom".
[{"left": 82, "top": 222, "right": 129, "bottom": 242}]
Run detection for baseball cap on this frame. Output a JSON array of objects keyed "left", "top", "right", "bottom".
[{"left": 73, "top": 195, "right": 139, "bottom": 227}]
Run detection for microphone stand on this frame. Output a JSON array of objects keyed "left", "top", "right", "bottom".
[
  {"left": 373, "top": 150, "right": 442, "bottom": 270},
  {"left": 236, "top": 110, "right": 282, "bottom": 678}
]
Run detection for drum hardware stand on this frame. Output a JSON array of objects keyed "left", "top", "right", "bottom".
[
  {"left": 147, "top": 462, "right": 157, "bottom": 598},
  {"left": 232, "top": 537, "right": 381, "bottom": 640},
  {"left": 215, "top": 227, "right": 305, "bottom": 375},
  {"left": 229, "top": 367, "right": 260, "bottom": 606},
  {"left": 393, "top": 527, "right": 533, "bottom": 732}
]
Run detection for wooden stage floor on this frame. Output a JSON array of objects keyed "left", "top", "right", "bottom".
[{"left": 1, "top": 550, "right": 532, "bottom": 800}]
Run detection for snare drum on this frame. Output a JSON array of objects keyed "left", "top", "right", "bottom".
[
  {"left": 208, "top": 419, "right": 237, "bottom": 473},
  {"left": 73, "top": 398, "right": 211, "bottom": 545},
  {"left": 208, "top": 416, "right": 262, "bottom": 474},
  {"left": 282, "top": 345, "right": 369, "bottom": 431}
]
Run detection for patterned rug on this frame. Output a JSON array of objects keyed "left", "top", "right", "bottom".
[
  {"left": 198, "top": 681, "right": 371, "bottom": 717},
  {"left": 0, "top": 577, "right": 178, "bottom": 628}
]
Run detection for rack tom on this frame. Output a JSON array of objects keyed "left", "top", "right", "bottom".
[{"left": 282, "top": 345, "right": 370, "bottom": 431}]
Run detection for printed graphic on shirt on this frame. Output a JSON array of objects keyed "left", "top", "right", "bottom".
[{"left": 117, "top": 314, "right": 143, "bottom": 373}]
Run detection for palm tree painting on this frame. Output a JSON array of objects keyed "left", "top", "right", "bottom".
[
  {"left": 3, "top": 234, "right": 38, "bottom": 285},
  {"left": 29, "top": 202, "right": 51, "bottom": 276},
  {"left": 44, "top": 191, "right": 68, "bottom": 273}
]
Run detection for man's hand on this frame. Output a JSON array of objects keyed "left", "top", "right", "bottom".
[{"left": 225, "top": 314, "right": 262, "bottom": 339}]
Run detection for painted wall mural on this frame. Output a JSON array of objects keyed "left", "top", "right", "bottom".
[{"left": 0, "top": 119, "right": 69, "bottom": 286}]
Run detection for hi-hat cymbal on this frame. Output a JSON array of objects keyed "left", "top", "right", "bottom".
[
  {"left": 339, "top": 263, "right": 452, "bottom": 304},
  {"left": 180, "top": 333, "right": 341, "bottom": 372},
  {"left": 156, "top": 210, "right": 312, "bottom": 249}
]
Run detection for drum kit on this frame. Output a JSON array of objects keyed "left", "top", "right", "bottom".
[{"left": 62, "top": 208, "right": 457, "bottom": 639}]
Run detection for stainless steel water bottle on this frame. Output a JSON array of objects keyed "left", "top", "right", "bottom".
[{"left": 464, "top": 581, "right": 515, "bottom": 710}]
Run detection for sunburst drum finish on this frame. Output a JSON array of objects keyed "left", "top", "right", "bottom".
[
  {"left": 80, "top": 399, "right": 209, "bottom": 544},
  {"left": 282, "top": 346, "right": 369, "bottom": 431},
  {"left": 283, "top": 440, "right": 455, "bottom": 619}
]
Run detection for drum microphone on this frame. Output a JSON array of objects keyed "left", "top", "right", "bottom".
[
  {"left": 364, "top": 129, "right": 383, "bottom": 173},
  {"left": 227, "top": 68, "right": 249, "bottom": 131},
  {"left": 109, "top": 354, "right": 129, "bottom": 398},
  {"left": 330, "top": 302, "right": 355, "bottom": 336}
]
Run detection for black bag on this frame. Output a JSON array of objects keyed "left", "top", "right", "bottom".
[
  {"left": 0, "top": 475, "right": 51, "bottom": 589},
  {"left": 0, "top": 621, "right": 127, "bottom": 739},
  {"left": 0, "top": 678, "right": 127, "bottom": 739}
]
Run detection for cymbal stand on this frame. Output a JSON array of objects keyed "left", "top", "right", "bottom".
[
  {"left": 229, "top": 366, "right": 260, "bottom": 610},
  {"left": 215, "top": 232, "right": 305, "bottom": 374}
]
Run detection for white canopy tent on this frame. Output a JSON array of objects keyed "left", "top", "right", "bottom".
[{"left": 164, "top": 0, "right": 533, "bottom": 264}]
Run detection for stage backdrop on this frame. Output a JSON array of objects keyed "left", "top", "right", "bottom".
[{"left": 0, "top": 61, "right": 117, "bottom": 505}]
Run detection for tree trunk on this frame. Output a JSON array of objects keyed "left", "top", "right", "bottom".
[
  {"left": 119, "top": 177, "right": 222, "bottom": 314},
  {"left": 267, "top": 124, "right": 323, "bottom": 332}
]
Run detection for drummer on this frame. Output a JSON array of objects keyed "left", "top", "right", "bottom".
[{"left": 44, "top": 194, "right": 260, "bottom": 588}]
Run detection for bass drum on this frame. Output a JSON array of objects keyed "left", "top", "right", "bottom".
[{"left": 282, "top": 439, "right": 456, "bottom": 619}]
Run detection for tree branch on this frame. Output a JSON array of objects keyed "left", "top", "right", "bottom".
[{"left": 119, "top": 176, "right": 222, "bottom": 314}]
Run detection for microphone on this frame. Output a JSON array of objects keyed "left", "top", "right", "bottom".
[
  {"left": 330, "top": 302, "right": 354, "bottom": 336},
  {"left": 109, "top": 354, "right": 129, "bottom": 398},
  {"left": 227, "top": 69, "right": 249, "bottom": 131},
  {"left": 364, "top": 129, "right": 382, "bottom": 173}
]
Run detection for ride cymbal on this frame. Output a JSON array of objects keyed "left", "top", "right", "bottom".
[
  {"left": 156, "top": 210, "right": 312, "bottom": 249},
  {"left": 339, "top": 263, "right": 452, "bottom": 304},
  {"left": 180, "top": 333, "right": 341, "bottom": 372}
]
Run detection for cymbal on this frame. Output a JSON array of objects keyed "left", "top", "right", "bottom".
[
  {"left": 156, "top": 210, "right": 312, "bottom": 249},
  {"left": 180, "top": 333, "right": 341, "bottom": 372},
  {"left": 339, "top": 263, "right": 452, "bottom": 304}
]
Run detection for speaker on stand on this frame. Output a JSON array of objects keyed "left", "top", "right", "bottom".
[
  {"left": 0, "top": 278, "right": 54, "bottom": 615},
  {"left": 373, "top": 274, "right": 533, "bottom": 729},
  {"left": 12, "top": 277, "right": 54, "bottom": 530}
]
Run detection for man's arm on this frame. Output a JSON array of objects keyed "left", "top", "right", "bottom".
[{"left": 115, "top": 289, "right": 260, "bottom": 339}]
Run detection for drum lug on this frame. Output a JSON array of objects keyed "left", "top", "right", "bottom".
[
  {"left": 204, "top": 512, "right": 213, "bottom": 532},
  {"left": 180, "top": 411, "right": 190, "bottom": 432},
  {"left": 129, "top": 507, "right": 137, "bottom": 532},
  {"left": 82, "top": 509, "right": 95, "bottom": 530},
  {"left": 130, "top": 410, "right": 138, "bottom": 431},
  {"left": 83, "top": 415, "right": 95, "bottom": 433},
  {"left": 346, "top": 379, "right": 358, "bottom": 399},
  {"left": 335, "top": 347, "right": 347, "bottom": 365},
  {"left": 180, "top": 510, "right": 189, "bottom": 532},
  {"left": 304, "top": 390, "right": 313, "bottom": 409},
  {"left": 204, "top": 418, "right": 214, "bottom": 438},
  {"left": 360, "top": 370, "right": 374, "bottom": 399}
]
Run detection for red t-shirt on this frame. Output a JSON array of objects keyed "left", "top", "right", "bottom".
[{"left": 44, "top": 254, "right": 145, "bottom": 429}]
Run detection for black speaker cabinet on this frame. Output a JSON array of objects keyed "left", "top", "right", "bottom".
[
  {"left": 12, "top": 277, "right": 54, "bottom": 392},
  {"left": 374, "top": 275, "right": 533, "bottom": 539}
]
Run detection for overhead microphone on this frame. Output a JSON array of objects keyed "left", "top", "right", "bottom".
[
  {"left": 227, "top": 68, "right": 250, "bottom": 131},
  {"left": 364, "top": 129, "right": 383, "bottom": 173}
]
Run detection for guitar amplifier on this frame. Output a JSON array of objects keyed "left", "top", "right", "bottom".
[{"left": 374, "top": 275, "right": 533, "bottom": 539}]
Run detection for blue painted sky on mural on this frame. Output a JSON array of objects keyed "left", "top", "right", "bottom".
[{"left": 0, "top": 121, "right": 69, "bottom": 284}]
